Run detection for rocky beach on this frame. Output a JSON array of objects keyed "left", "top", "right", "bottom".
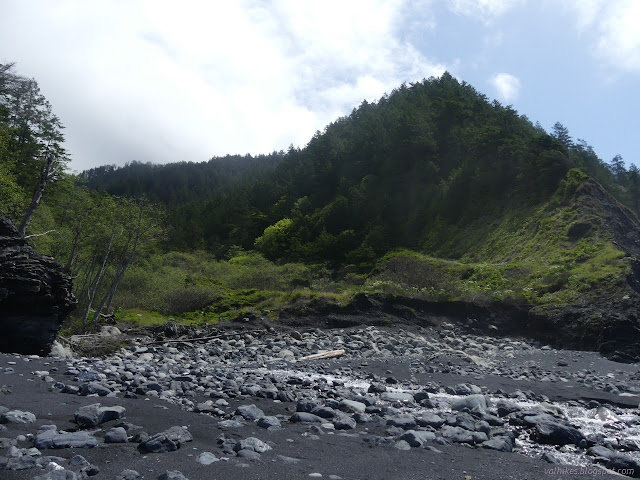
[{"left": 1, "top": 317, "right": 640, "bottom": 480}]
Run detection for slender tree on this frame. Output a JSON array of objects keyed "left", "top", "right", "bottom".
[
  {"left": 552, "top": 122, "right": 573, "bottom": 148},
  {"left": 609, "top": 154, "right": 626, "bottom": 183},
  {"left": 0, "top": 63, "right": 68, "bottom": 235},
  {"left": 628, "top": 164, "right": 640, "bottom": 213}
]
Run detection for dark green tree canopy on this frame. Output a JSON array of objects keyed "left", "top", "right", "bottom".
[{"left": 80, "top": 72, "right": 638, "bottom": 264}]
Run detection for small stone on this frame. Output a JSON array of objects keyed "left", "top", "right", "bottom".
[
  {"left": 394, "top": 439, "right": 411, "bottom": 450},
  {"left": 117, "top": 470, "right": 140, "bottom": 480},
  {"left": 218, "top": 419, "right": 245, "bottom": 428},
  {"left": 68, "top": 454, "right": 90, "bottom": 467},
  {"left": 158, "top": 471, "right": 189, "bottom": 480},
  {"left": 196, "top": 452, "right": 220, "bottom": 465},
  {"left": 236, "top": 449, "right": 262, "bottom": 461},
  {"left": 275, "top": 455, "right": 300, "bottom": 464},
  {"left": 233, "top": 437, "right": 272, "bottom": 454}
]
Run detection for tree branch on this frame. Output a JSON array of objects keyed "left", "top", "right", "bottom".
[{"left": 24, "top": 229, "right": 60, "bottom": 239}]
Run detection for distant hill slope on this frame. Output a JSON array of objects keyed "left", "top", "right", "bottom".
[
  {"left": 83, "top": 72, "right": 636, "bottom": 262},
  {"left": 81, "top": 153, "right": 283, "bottom": 249}
]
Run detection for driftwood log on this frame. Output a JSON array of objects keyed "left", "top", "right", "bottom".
[{"left": 297, "top": 349, "right": 346, "bottom": 361}]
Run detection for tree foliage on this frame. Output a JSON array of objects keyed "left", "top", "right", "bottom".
[
  {"left": 29, "top": 176, "right": 166, "bottom": 326},
  {"left": 0, "top": 62, "right": 69, "bottom": 231}
]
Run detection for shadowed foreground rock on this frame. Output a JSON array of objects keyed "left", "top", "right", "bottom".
[{"left": 0, "top": 216, "right": 76, "bottom": 355}]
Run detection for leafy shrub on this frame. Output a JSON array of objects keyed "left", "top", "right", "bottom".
[{"left": 162, "top": 285, "right": 216, "bottom": 315}]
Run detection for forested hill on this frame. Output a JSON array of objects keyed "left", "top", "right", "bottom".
[{"left": 84, "top": 72, "right": 639, "bottom": 263}]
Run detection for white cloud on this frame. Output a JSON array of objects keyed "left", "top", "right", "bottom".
[
  {"left": 490, "top": 72, "right": 520, "bottom": 102},
  {"left": 565, "top": 0, "right": 640, "bottom": 73},
  {"left": 0, "top": 0, "right": 447, "bottom": 170},
  {"left": 448, "top": 0, "right": 523, "bottom": 21}
]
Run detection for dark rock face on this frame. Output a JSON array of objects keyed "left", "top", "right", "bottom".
[{"left": 0, "top": 216, "right": 76, "bottom": 355}]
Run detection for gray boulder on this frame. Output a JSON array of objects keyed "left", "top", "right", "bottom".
[
  {"left": 528, "top": 417, "right": 585, "bottom": 446},
  {"left": 440, "top": 425, "right": 487, "bottom": 445},
  {"left": 233, "top": 437, "right": 271, "bottom": 454},
  {"left": 235, "top": 404, "right": 265, "bottom": 421},
  {"left": 257, "top": 416, "right": 281, "bottom": 429},
  {"left": 105, "top": 427, "right": 128, "bottom": 443},
  {"left": 399, "top": 430, "right": 436, "bottom": 447},
  {"left": 34, "top": 426, "right": 97, "bottom": 449},
  {"left": 386, "top": 414, "right": 417, "bottom": 430},
  {"left": 139, "top": 426, "right": 193, "bottom": 453},
  {"left": 1, "top": 410, "right": 36, "bottom": 424},
  {"left": 290, "top": 412, "right": 324, "bottom": 423},
  {"left": 338, "top": 399, "right": 366, "bottom": 414},
  {"left": 451, "top": 394, "right": 487, "bottom": 412},
  {"left": 416, "top": 413, "right": 444, "bottom": 428},
  {"left": 75, "top": 404, "right": 125, "bottom": 427}
]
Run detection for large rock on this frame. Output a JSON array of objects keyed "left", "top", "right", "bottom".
[
  {"left": 138, "top": 426, "right": 193, "bottom": 453},
  {"left": 75, "top": 403, "right": 126, "bottom": 427},
  {"left": 527, "top": 416, "right": 586, "bottom": 446},
  {"left": 0, "top": 217, "right": 76, "bottom": 355},
  {"left": 34, "top": 425, "right": 98, "bottom": 449}
]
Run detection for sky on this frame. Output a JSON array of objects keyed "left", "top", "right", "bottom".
[{"left": 1, "top": 0, "right": 639, "bottom": 172}]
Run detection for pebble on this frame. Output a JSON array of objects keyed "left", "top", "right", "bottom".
[
  {"left": 196, "top": 452, "right": 220, "bottom": 465},
  {"left": 117, "top": 469, "right": 141, "bottom": 480},
  {"left": 158, "top": 471, "right": 190, "bottom": 480}
]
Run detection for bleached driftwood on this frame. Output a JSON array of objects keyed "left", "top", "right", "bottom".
[
  {"left": 149, "top": 329, "right": 267, "bottom": 345},
  {"left": 297, "top": 349, "right": 346, "bottom": 361}
]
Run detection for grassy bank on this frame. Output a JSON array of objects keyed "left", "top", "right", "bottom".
[{"left": 82, "top": 175, "right": 632, "bottom": 331}]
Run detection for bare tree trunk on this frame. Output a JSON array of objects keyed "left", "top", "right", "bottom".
[
  {"left": 65, "top": 229, "right": 82, "bottom": 271},
  {"left": 104, "top": 283, "right": 118, "bottom": 313},
  {"left": 82, "top": 230, "right": 115, "bottom": 327},
  {"left": 18, "top": 154, "right": 54, "bottom": 236},
  {"left": 91, "top": 208, "right": 143, "bottom": 324}
]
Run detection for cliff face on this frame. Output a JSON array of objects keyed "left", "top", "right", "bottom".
[{"left": 0, "top": 217, "right": 76, "bottom": 355}]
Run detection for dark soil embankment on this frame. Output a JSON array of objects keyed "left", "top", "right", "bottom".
[{"left": 279, "top": 292, "right": 640, "bottom": 363}]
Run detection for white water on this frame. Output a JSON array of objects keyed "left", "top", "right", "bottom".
[{"left": 247, "top": 364, "right": 640, "bottom": 468}]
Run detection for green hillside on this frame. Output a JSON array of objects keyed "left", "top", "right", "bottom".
[
  {"left": 3, "top": 65, "right": 639, "bottom": 357},
  {"left": 85, "top": 73, "right": 638, "bottom": 267}
]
